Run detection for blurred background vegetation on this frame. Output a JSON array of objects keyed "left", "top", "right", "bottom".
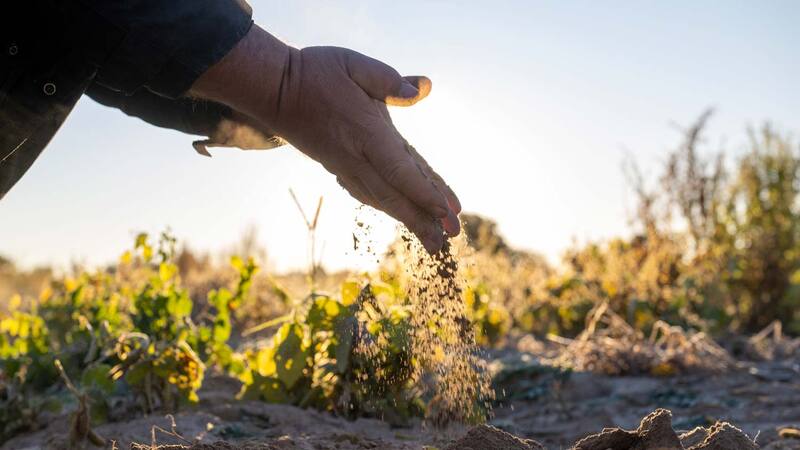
[
  {"left": 4, "top": 112, "right": 800, "bottom": 340},
  {"left": 2, "top": 112, "right": 800, "bottom": 443}
]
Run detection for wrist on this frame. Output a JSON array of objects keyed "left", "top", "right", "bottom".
[{"left": 190, "top": 25, "right": 291, "bottom": 126}]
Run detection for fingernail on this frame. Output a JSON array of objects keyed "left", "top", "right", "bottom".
[
  {"left": 447, "top": 194, "right": 462, "bottom": 215},
  {"left": 442, "top": 209, "right": 460, "bottom": 236},
  {"left": 399, "top": 82, "right": 419, "bottom": 99}
]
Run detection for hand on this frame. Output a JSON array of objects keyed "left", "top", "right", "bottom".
[{"left": 190, "top": 26, "right": 460, "bottom": 253}]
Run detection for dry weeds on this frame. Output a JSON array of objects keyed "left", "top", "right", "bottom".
[{"left": 550, "top": 303, "right": 734, "bottom": 376}]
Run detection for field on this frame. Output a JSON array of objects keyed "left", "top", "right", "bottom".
[{"left": 3, "top": 118, "right": 800, "bottom": 449}]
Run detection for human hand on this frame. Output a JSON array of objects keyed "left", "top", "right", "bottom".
[{"left": 191, "top": 26, "right": 460, "bottom": 253}]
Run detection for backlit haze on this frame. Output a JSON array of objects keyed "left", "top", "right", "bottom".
[{"left": 1, "top": 1, "right": 798, "bottom": 272}]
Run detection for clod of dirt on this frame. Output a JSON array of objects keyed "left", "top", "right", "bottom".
[
  {"left": 679, "top": 427, "right": 711, "bottom": 448},
  {"left": 573, "top": 408, "right": 758, "bottom": 450},
  {"left": 573, "top": 409, "right": 682, "bottom": 450},
  {"left": 686, "top": 422, "right": 759, "bottom": 450},
  {"left": 443, "top": 424, "right": 544, "bottom": 450}
]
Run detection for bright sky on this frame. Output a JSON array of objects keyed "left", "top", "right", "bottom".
[{"left": 1, "top": 1, "right": 799, "bottom": 273}]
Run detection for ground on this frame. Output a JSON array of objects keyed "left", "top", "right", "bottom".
[{"left": 3, "top": 348, "right": 799, "bottom": 450}]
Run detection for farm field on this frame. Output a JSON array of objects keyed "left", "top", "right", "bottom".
[
  {"left": 3, "top": 338, "right": 799, "bottom": 449},
  {"left": 3, "top": 120, "right": 800, "bottom": 449}
]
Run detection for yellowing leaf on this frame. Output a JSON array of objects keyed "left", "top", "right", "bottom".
[
  {"left": 64, "top": 278, "right": 78, "bottom": 293},
  {"left": 324, "top": 300, "right": 340, "bottom": 317},
  {"left": 159, "top": 263, "right": 177, "bottom": 282},
  {"left": 340, "top": 280, "right": 361, "bottom": 306},
  {"left": 38, "top": 287, "right": 53, "bottom": 303},
  {"left": 230, "top": 255, "right": 244, "bottom": 271}
]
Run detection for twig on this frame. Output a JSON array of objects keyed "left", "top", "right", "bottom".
[
  {"left": 150, "top": 414, "right": 190, "bottom": 449},
  {"left": 242, "top": 312, "right": 293, "bottom": 337}
]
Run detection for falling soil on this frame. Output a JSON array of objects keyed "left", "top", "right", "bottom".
[{"left": 389, "top": 229, "right": 494, "bottom": 425}]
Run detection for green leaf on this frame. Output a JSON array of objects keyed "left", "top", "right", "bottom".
[
  {"left": 334, "top": 316, "right": 356, "bottom": 374},
  {"left": 274, "top": 323, "right": 309, "bottom": 389},
  {"left": 213, "top": 317, "right": 231, "bottom": 343},
  {"left": 81, "top": 364, "right": 115, "bottom": 394},
  {"left": 256, "top": 347, "right": 276, "bottom": 377},
  {"left": 167, "top": 292, "right": 192, "bottom": 318}
]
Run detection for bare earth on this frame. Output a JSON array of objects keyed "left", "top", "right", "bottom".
[{"left": 4, "top": 354, "right": 799, "bottom": 450}]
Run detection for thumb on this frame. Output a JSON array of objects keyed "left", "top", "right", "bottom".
[{"left": 346, "top": 51, "right": 431, "bottom": 107}]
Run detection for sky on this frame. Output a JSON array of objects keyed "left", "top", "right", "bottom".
[{"left": 1, "top": 1, "right": 799, "bottom": 273}]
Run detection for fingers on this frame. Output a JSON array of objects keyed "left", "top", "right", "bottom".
[
  {"left": 408, "top": 145, "right": 460, "bottom": 236},
  {"left": 371, "top": 99, "right": 459, "bottom": 216},
  {"left": 351, "top": 167, "right": 445, "bottom": 254},
  {"left": 405, "top": 144, "right": 461, "bottom": 214},
  {"left": 364, "top": 130, "right": 451, "bottom": 221},
  {"left": 346, "top": 51, "right": 430, "bottom": 107}
]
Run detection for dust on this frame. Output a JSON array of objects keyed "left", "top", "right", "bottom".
[{"left": 388, "top": 228, "right": 494, "bottom": 426}]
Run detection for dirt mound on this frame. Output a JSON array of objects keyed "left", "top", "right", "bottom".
[
  {"left": 573, "top": 409, "right": 682, "bottom": 450},
  {"left": 572, "top": 408, "right": 757, "bottom": 450},
  {"left": 683, "top": 422, "right": 759, "bottom": 450},
  {"left": 443, "top": 424, "right": 544, "bottom": 450}
]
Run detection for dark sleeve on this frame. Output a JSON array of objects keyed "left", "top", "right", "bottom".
[
  {"left": 77, "top": 0, "right": 254, "bottom": 99},
  {"left": 85, "top": 82, "right": 286, "bottom": 157},
  {"left": 85, "top": 83, "right": 231, "bottom": 137}
]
